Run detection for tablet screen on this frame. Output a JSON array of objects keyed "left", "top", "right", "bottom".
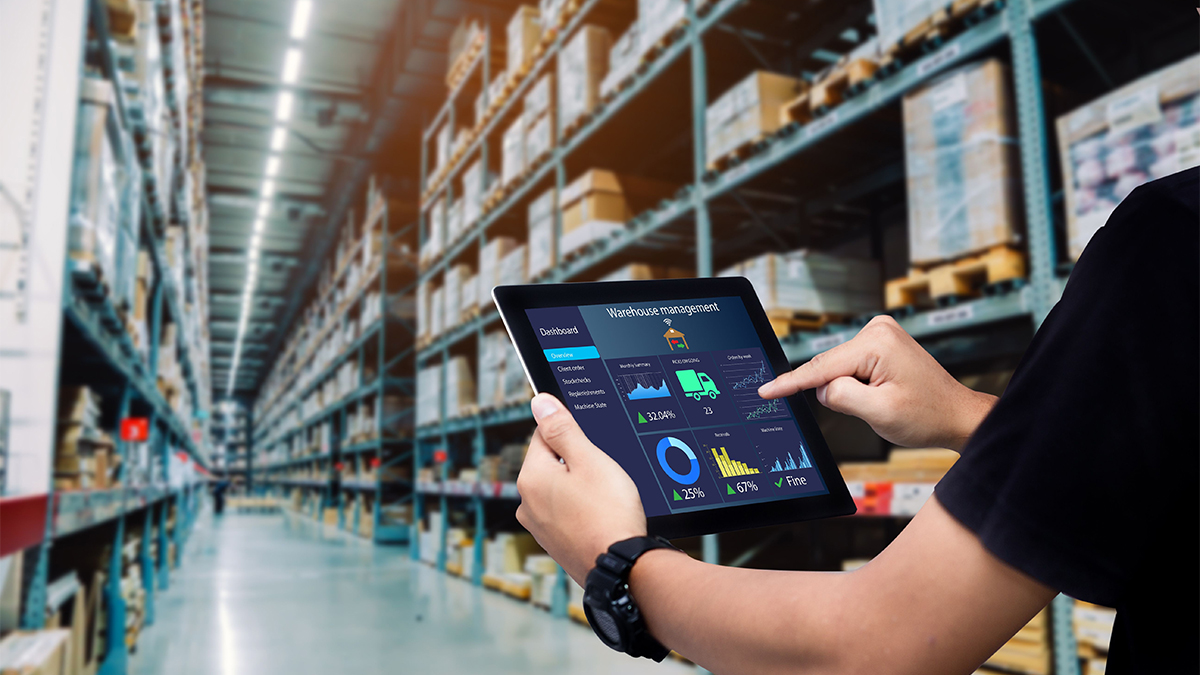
[{"left": 526, "top": 296, "right": 830, "bottom": 518}]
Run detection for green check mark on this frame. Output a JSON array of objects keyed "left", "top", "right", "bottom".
[{"left": 775, "top": 478, "right": 784, "bottom": 488}]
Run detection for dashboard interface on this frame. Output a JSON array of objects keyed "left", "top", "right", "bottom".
[{"left": 525, "top": 296, "right": 828, "bottom": 518}]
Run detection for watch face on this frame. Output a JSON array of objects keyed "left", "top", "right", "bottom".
[{"left": 584, "top": 602, "right": 622, "bottom": 647}]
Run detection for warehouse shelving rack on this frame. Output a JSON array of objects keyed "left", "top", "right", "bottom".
[
  {"left": 249, "top": 197, "right": 418, "bottom": 544},
  {"left": 401, "top": 0, "right": 1181, "bottom": 670},
  {"left": 0, "top": 2, "right": 209, "bottom": 674}
]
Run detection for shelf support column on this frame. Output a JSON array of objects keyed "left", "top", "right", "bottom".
[
  {"left": 1008, "top": 0, "right": 1058, "bottom": 327},
  {"left": 140, "top": 502, "right": 156, "bottom": 626},
  {"left": 472, "top": 417, "right": 485, "bottom": 586},
  {"left": 689, "top": 14, "right": 712, "bottom": 278},
  {"left": 98, "top": 384, "right": 134, "bottom": 675}
]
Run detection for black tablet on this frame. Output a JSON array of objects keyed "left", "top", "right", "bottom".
[{"left": 493, "top": 278, "right": 856, "bottom": 539}]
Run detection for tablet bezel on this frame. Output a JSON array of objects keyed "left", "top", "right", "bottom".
[{"left": 493, "top": 277, "right": 856, "bottom": 539}]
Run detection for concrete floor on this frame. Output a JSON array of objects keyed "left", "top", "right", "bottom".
[{"left": 131, "top": 510, "right": 695, "bottom": 675}]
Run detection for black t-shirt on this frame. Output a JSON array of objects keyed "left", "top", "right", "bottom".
[{"left": 936, "top": 168, "right": 1199, "bottom": 674}]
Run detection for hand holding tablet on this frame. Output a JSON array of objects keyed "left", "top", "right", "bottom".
[{"left": 494, "top": 277, "right": 856, "bottom": 539}]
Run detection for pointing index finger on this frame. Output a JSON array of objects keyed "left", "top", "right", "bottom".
[{"left": 758, "top": 333, "right": 875, "bottom": 399}]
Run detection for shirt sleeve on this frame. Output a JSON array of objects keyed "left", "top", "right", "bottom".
[{"left": 934, "top": 169, "right": 1199, "bottom": 606}]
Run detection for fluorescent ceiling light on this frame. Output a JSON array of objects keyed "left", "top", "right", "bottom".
[
  {"left": 282, "top": 48, "right": 303, "bottom": 84},
  {"left": 261, "top": 180, "right": 275, "bottom": 198},
  {"left": 275, "top": 91, "right": 294, "bottom": 122},
  {"left": 290, "top": 0, "right": 314, "bottom": 39},
  {"left": 265, "top": 156, "right": 280, "bottom": 177},
  {"left": 254, "top": 218, "right": 266, "bottom": 233},
  {"left": 249, "top": 237, "right": 261, "bottom": 253},
  {"left": 257, "top": 202, "right": 270, "bottom": 218},
  {"left": 270, "top": 126, "right": 287, "bottom": 151}
]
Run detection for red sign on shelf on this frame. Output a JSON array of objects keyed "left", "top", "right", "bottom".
[
  {"left": 120, "top": 417, "right": 150, "bottom": 442},
  {"left": 432, "top": 449, "right": 448, "bottom": 464}
]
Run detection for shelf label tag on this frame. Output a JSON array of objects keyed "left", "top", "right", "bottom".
[
  {"left": 121, "top": 417, "right": 150, "bottom": 442},
  {"left": 916, "top": 42, "right": 962, "bottom": 78},
  {"left": 805, "top": 111, "right": 840, "bottom": 141},
  {"left": 807, "top": 332, "right": 849, "bottom": 353},
  {"left": 925, "top": 304, "right": 974, "bottom": 328}
]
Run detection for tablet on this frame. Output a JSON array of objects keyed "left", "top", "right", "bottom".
[{"left": 493, "top": 277, "right": 856, "bottom": 539}]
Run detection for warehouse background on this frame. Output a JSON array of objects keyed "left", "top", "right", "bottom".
[{"left": 0, "top": 0, "right": 1193, "bottom": 673}]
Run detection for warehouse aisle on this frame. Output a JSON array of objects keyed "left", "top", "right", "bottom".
[{"left": 131, "top": 511, "right": 695, "bottom": 675}]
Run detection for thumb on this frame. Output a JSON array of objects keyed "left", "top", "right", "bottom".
[
  {"left": 530, "top": 393, "right": 591, "bottom": 461},
  {"left": 815, "top": 376, "right": 885, "bottom": 421}
]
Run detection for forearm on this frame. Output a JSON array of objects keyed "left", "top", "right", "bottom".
[{"left": 629, "top": 551, "right": 851, "bottom": 675}]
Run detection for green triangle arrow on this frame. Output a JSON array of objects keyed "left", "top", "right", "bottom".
[
  {"left": 726, "top": 484, "right": 735, "bottom": 495},
  {"left": 638, "top": 412, "right": 648, "bottom": 423},
  {"left": 673, "top": 490, "right": 682, "bottom": 501}
]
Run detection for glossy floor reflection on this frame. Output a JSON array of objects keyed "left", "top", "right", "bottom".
[{"left": 131, "top": 509, "right": 695, "bottom": 675}]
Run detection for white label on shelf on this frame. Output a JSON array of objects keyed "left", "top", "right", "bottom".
[
  {"left": 929, "top": 72, "right": 968, "bottom": 112},
  {"left": 925, "top": 304, "right": 974, "bottom": 328},
  {"left": 1106, "top": 85, "right": 1161, "bottom": 137},
  {"left": 891, "top": 483, "right": 936, "bottom": 516},
  {"left": 807, "top": 332, "right": 849, "bottom": 353},
  {"left": 805, "top": 111, "right": 840, "bottom": 140},
  {"left": 846, "top": 480, "right": 865, "bottom": 499},
  {"left": 916, "top": 42, "right": 962, "bottom": 78}
]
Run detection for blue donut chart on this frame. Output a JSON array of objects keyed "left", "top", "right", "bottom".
[{"left": 656, "top": 436, "right": 700, "bottom": 485}]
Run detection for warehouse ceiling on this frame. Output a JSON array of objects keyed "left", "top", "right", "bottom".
[{"left": 203, "top": 0, "right": 470, "bottom": 401}]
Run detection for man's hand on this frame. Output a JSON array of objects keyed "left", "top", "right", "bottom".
[
  {"left": 515, "top": 393, "right": 647, "bottom": 585},
  {"left": 758, "top": 315, "right": 996, "bottom": 450}
]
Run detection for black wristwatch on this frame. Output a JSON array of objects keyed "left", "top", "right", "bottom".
[{"left": 583, "top": 535, "right": 680, "bottom": 661}]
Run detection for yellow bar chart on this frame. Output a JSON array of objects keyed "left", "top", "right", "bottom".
[{"left": 710, "top": 446, "right": 760, "bottom": 478}]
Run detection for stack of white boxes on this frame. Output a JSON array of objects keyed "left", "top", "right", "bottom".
[
  {"left": 443, "top": 264, "right": 472, "bottom": 330},
  {"left": 705, "top": 71, "right": 804, "bottom": 166},
  {"left": 502, "top": 113, "right": 527, "bottom": 187},
  {"left": 524, "top": 74, "right": 555, "bottom": 167},
  {"left": 557, "top": 26, "right": 612, "bottom": 134},
  {"left": 507, "top": 6, "right": 542, "bottom": 79},
  {"left": 601, "top": 23, "right": 641, "bottom": 98},
  {"left": 638, "top": 0, "right": 686, "bottom": 53},
  {"left": 478, "top": 237, "right": 520, "bottom": 309},
  {"left": 417, "top": 364, "right": 442, "bottom": 426},
  {"left": 720, "top": 250, "right": 882, "bottom": 316},
  {"left": 526, "top": 188, "right": 557, "bottom": 278},
  {"left": 444, "top": 355, "right": 476, "bottom": 419}
]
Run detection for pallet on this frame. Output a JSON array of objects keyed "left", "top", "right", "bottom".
[
  {"left": 446, "top": 32, "right": 485, "bottom": 90},
  {"left": 706, "top": 131, "right": 772, "bottom": 172},
  {"left": 885, "top": 245, "right": 1026, "bottom": 310},
  {"left": 638, "top": 21, "right": 688, "bottom": 66},
  {"left": 765, "top": 309, "right": 854, "bottom": 338}
]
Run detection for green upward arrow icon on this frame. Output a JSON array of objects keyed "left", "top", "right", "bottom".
[
  {"left": 726, "top": 484, "right": 735, "bottom": 495},
  {"left": 673, "top": 490, "right": 682, "bottom": 501},
  {"left": 638, "top": 413, "right": 648, "bottom": 423}
]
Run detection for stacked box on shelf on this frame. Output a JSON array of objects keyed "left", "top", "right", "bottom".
[
  {"left": 525, "top": 74, "right": 555, "bottom": 167},
  {"left": 478, "top": 237, "right": 520, "bottom": 309},
  {"left": 720, "top": 250, "right": 882, "bottom": 317},
  {"left": 705, "top": 71, "right": 804, "bottom": 165},
  {"left": 599, "top": 262, "right": 691, "bottom": 281},
  {"left": 1056, "top": 54, "right": 1200, "bottom": 260},
  {"left": 70, "top": 78, "right": 125, "bottom": 289},
  {"left": 525, "top": 554, "right": 560, "bottom": 609},
  {"left": 838, "top": 448, "right": 959, "bottom": 515},
  {"left": 443, "top": 264, "right": 472, "bottom": 330},
  {"left": 447, "top": 196, "right": 466, "bottom": 244},
  {"left": 539, "top": 0, "right": 566, "bottom": 30},
  {"left": 54, "top": 386, "right": 116, "bottom": 491},
  {"left": 1074, "top": 600, "right": 1115, "bottom": 673},
  {"left": 499, "top": 243, "right": 527, "bottom": 287},
  {"left": 527, "top": 188, "right": 557, "bottom": 278},
  {"left": 872, "top": 0, "right": 946, "bottom": 50},
  {"left": 902, "top": 59, "right": 1021, "bottom": 265},
  {"left": 459, "top": 270, "right": 478, "bottom": 321},
  {"left": 557, "top": 25, "right": 612, "bottom": 134},
  {"left": 462, "top": 160, "right": 487, "bottom": 230},
  {"left": 601, "top": 24, "right": 640, "bottom": 98},
  {"left": 421, "top": 198, "right": 445, "bottom": 267},
  {"left": 416, "top": 280, "right": 431, "bottom": 343},
  {"left": 417, "top": 364, "right": 442, "bottom": 426},
  {"left": 483, "top": 531, "right": 544, "bottom": 597},
  {"left": 477, "top": 331, "right": 504, "bottom": 409},
  {"left": 560, "top": 170, "right": 629, "bottom": 256},
  {"left": 475, "top": 73, "right": 508, "bottom": 127},
  {"left": 507, "top": 6, "right": 542, "bottom": 80},
  {"left": 444, "top": 356, "right": 476, "bottom": 419},
  {"left": 638, "top": 0, "right": 687, "bottom": 53},
  {"left": 502, "top": 113, "right": 527, "bottom": 188},
  {"left": 0, "top": 630, "right": 73, "bottom": 674}
]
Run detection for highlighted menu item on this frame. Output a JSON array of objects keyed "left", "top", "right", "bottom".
[{"left": 543, "top": 346, "right": 600, "bottom": 362}]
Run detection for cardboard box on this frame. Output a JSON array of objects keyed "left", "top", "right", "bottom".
[
  {"left": 502, "top": 113, "right": 526, "bottom": 186},
  {"left": 525, "top": 73, "right": 554, "bottom": 120},
  {"left": 721, "top": 250, "right": 881, "bottom": 315},
  {"left": 420, "top": 198, "right": 445, "bottom": 265},
  {"left": 561, "top": 170, "right": 630, "bottom": 233},
  {"left": 416, "top": 364, "right": 442, "bottom": 426},
  {"left": 477, "top": 330, "right": 507, "bottom": 408},
  {"left": 460, "top": 273, "right": 478, "bottom": 318},
  {"left": 462, "top": 160, "right": 486, "bottom": 228},
  {"left": 557, "top": 25, "right": 612, "bottom": 133},
  {"left": 903, "top": 59, "right": 1021, "bottom": 265},
  {"left": 445, "top": 356, "right": 476, "bottom": 419},
  {"left": 442, "top": 264, "right": 472, "bottom": 329},
  {"left": 525, "top": 114, "right": 554, "bottom": 166},
  {"left": 706, "top": 71, "right": 803, "bottom": 164},
  {"left": 0, "top": 629, "right": 71, "bottom": 675},
  {"left": 499, "top": 245, "right": 527, "bottom": 286},
  {"left": 602, "top": 22, "right": 641, "bottom": 97},
  {"left": 1056, "top": 54, "right": 1200, "bottom": 260},
  {"left": 478, "top": 237, "right": 520, "bottom": 305},
  {"left": 638, "top": 0, "right": 686, "bottom": 53},
  {"left": 527, "top": 188, "right": 557, "bottom": 278},
  {"left": 507, "top": 6, "right": 542, "bottom": 77},
  {"left": 430, "top": 286, "right": 444, "bottom": 336},
  {"left": 872, "top": 0, "right": 945, "bottom": 49},
  {"left": 70, "top": 78, "right": 121, "bottom": 284}
]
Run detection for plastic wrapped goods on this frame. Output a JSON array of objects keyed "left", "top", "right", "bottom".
[
  {"left": 502, "top": 113, "right": 526, "bottom": 187},
  {"left": 416, "top": 280, "right": 431, "bottom": 340},
  {"left": 557, "top": 26, "right": 612, "bottom": 133},
  {"left": 463, "top": 160, "right": 486, "bottom": 229},
  {"left": 499, "top": 244, "right": 527, "bottom": 286},
  {"left": 873, "top": 0, "right": 946, "bottom": 49},
  {"left": 477, "top": 330, "right": 507, "bottom": 408},
  {"left": 416, "top": 364, "right": 442, "bottom": 426},
  {"left": 902, "top": 59, "right": 1021, "bottom": 265},
  {"left": 527, "top": 188, "right": 557, "bottom": 278},
  {"left": 525, "top": 73, "right": 554, "bottom": 121},
  {"left": 70, "top": 78, "right": 123, "bottom": 284},
  {"left": 507, "top": 6, "right": 542, "bottom": 77},
  {"left": 638, "top": 0, "right": 686, "bottom": 53},
  {"left": 444, "top": 356, "right": 476, "bottom": 419},
  {"left": 478, "top": 237, "right": 520, "bottom": 306},
  {"left": 705, "top": 71, "right": 804, "bottom": 164},
  {"left": 602, "top": 22, "right": 641, "bottom": 98},
  {"left": 421, "top": 198, "right": 445, "bottom": 265},
  {"left": 1056, "top": 54, "right": 1200, "bottom": 260},
  {"left": 525, "top": 114, "right": 554, "bottom": 166},
  {"left": 720, "top": 251, "right": 882, "bottom": 315},
  {"left": 443, "top": 264, "right": 472, "bottom": 330}
]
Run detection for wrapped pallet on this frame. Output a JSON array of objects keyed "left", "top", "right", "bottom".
[
  {"left": 527, "top": 188, "right": 558, "bottom": 278},
  {"left": 557, "top": 25, "right": 612, "bottom": 133},
  {"left": 502, "top": 113, "right": 526, "bottom": 187},
  {"left": 420, "top": 199, "right": 445, "bottom": 266},
  {"left": 602, "top": 22, "right": 641, "bottom": 98},
  {"left": 873, "top": 0, "right": 946, "bottom": 50},
  {"left": 477, "top": 330, "right": 507, "bottom": 409},
  {"left": 539, "top": 0, "right": 567, "bottom": 31},
  {"left": 499, "top": 244, "right": 527, "bottom": 286},
  {"left": 507, "top": 6, "right": 542, "bottom": 77},
  {"left": 462, "top": 160, "right": 486, "bottom": 229},
  {"left": 720, "top": 250, "right": 881, "bottom": 316},
  {"left": 443, "top": 264, "right": 472, "bottom": 330},
  {"left": 902, "top": 59, "right": 1021, "bottom": 265},
  {"left": 560, "top": 170, "right": 629, "bottom": 256},
  {"left": 430, "top": 286, "right": 445, "bottom": 337},
  {"left": 1056, "top": 54, "right": 1200, "bottom": 260},
  {"left": 599, "top": 263, "right": 690, "bottom": 281},
  {"left": 706, "top": 71, "right": 804, "bottom": 165},
  {"left": 70, "top": 78, "right": 123, "bottom": 286},
  {"left": 460, "top": 272, "right": 478, "bottom": 321},
  {"left": 525, "top": 113, "right": 554, "bottom": 167},
  {"left": 444, "top": 355, "right": 476, "bottom": 419},
  {"left": 447, "top": 196, "right": 466, "bottom": 243},
  {"left": 435, "top": 123, "right": 452, "bottom": 172},
  {"left": 474, "top": 73, "right": 507, "bottom": 126},
  {"left": 500, "top": 336, "right": 532, "bottom": 403},
  {"left": 478, "top": 237, "right": 520, "bottom": 306},
  {"left": 416, "top": 364, "right": 442, "bottom": 426},
  {"left": 638, "top": 0, "right": 686, "bottom": 53}
]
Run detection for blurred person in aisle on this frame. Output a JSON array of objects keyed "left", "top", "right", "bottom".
[
  {"left": 211, "top": 478, "right": 231, "bottom": 516},
  {"left": 515, "top": 168, "right": 1199, "bottom": 674}
]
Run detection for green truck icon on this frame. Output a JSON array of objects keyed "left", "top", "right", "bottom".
[{"left": 675, "top": 369, "right": 720, "bottom": 400}]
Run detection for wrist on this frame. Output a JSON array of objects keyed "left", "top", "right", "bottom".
[{"left": 945, "top": 390, "right": 997, "bottom": 451}]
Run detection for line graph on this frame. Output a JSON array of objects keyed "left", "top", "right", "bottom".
[
  {"left": 616, "top": 371, "right": 672, "bottom": 401},
  {"left": 718, "top": 351, "right": 789, "bottom": 421}
]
